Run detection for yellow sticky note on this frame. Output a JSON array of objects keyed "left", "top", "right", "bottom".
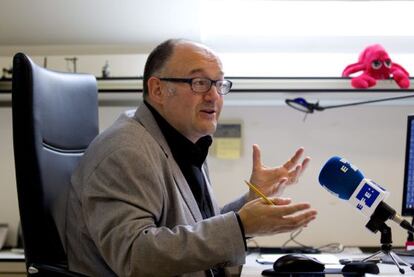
[{"left": 214, "top": 138, "right": 241, "bottom": 159}]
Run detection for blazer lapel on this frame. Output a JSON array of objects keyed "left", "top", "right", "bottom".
[
  {"left": 169, "top": 160, "right": 204, "bottom": 221},
  {"left": 202, "top": 164, "right": 220, "bottom": 216},
  {"left": 133, "top": 104, "right": 203, "bottom": 222}
]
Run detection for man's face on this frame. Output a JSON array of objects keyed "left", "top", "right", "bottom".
[{"left": 155, "top": 43, "right": 224, "bottom": 143}]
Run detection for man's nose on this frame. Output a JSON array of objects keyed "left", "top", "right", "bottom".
[{"left": 203, "top": 84, "right": 221, "bottom": 100}]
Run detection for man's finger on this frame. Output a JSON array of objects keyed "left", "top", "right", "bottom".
[
  {"left": 288, "top": 165, "right": 301, "bottom": 184},
  {"left": 281, "top": 210, "right": 318, "bottom": 227},
  {"left": 300, "top": 157, "right": 311, "bottom": 175},
  {"left": 269, "top": 197, "right": 291, "bottom": 206},
  {"left": 283, "top": 147, "right": 304, "bottom": 170},
  {"left": 271, "top": 202, "right": 312, "bottom": 216},
  {"left": 252, "top": 144, "right": 262, "bottom": 171}
]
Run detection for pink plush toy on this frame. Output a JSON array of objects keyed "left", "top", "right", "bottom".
[{"left": 342, "top": 44, "right": 410, "bottom": 89}]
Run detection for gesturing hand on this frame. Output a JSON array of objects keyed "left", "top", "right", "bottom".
[
  {"left": 248, "top": 144, "right": 310, "bottom": 201},
  {"left": 238, "top": 197, "right": 317, "bottom": 237}
]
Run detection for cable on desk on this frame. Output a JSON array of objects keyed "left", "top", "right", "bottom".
[
  {"left": 317, "top": 243, "right": 344, "bottom": 253},
  {"left": 281, "top": 228, "right": 307, "bottom": 248}
]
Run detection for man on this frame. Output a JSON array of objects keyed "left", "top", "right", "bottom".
[{"left": 65, "top": 39, "right": 317, "bottom": 276}]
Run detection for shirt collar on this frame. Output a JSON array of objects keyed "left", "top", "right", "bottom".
[{"left": 144, "top": 101, "right": 212, "bottom": 167}]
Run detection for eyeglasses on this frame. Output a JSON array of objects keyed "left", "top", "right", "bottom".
[{"left": 158, "top": 77, "right": 233, "bottom": 95}]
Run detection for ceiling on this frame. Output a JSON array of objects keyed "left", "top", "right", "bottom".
[
  {"left": 1, "top": 0, "right": 414, "bottom": 56},
  {"left": 0, "top": 0, "right": 201, "bottom": 55}
]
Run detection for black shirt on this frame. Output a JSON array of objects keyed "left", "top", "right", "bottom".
[{"left": 144, "top": 101, "right": 214, "bottom": 219}]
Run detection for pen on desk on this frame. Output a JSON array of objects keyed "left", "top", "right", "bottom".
[{"left": 244, "top": 180, "right": 274, "bottom": 205}]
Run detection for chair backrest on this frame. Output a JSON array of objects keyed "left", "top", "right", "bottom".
[{"left": 11, "top": 53, "right": 98, "bottom": 274}]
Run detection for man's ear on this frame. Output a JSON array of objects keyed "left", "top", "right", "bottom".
[{"left": 147, "top": 76, "right": 164, "bottom": 105}]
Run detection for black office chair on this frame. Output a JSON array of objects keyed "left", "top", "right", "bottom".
[{"left": 12, "top": 53, "right": 99, "bottom": 276}]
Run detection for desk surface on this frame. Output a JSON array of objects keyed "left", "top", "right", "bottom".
[
  {"left": 2, "top": 248, "right": 413, "bottom": 276},
  {"left": 241, "top": 248, "right": 414, "bottom": 277}
]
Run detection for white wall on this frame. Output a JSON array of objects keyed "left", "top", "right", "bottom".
[
  {"left": 1, "top": 52, "right": 414, "bottom": 249},
  {"left": 0, "top": 104, "right": 18, "bottom": 247},
  {"left": 211, "top": 100, "right": 412, "bottom": 248}
]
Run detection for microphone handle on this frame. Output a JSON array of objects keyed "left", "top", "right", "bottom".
[
  {"left": 368, "top": 202, "right": 414, "bottom": 233},
  {"left": 393, "top": 214, "right": 414, "bottom": 234},
  {"left": 378, "top": 202, "right": 414, "bottom": 233}
]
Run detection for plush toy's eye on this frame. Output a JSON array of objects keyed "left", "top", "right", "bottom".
[
  {"left": 384, "top": 59, "right": 392, "bottom": 68},
  {"left": 371, "top": 60, "right": 382, "bottom": 70}
]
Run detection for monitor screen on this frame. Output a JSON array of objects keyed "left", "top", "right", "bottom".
[{"left": 402, "top": 115, "right": 414, "bottom": 216}]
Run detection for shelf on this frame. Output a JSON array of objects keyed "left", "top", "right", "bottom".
[
  {"left": 2, "top": 77, "right": 414, "bottom": 107},
  {"left": 2, "top": 77, "right": 414, "bottom": 93}
]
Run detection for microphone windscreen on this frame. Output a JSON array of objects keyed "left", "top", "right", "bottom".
[{"left": 318, "top": 156, "right": 365, "bottom": 200}]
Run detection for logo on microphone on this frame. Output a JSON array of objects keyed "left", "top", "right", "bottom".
[
  {"left": 340, "top": 165, "right": 349, "bottom": 173},
  {"left": 355, "top": 184, "right": 380, "bottom": 210}
]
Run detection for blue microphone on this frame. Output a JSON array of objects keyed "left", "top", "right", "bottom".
[
  {"left": 319, "top": 156, "right": 414, "bottom": 233},
  {"left": 319, "top": 156, "right": 364, "bottom": 200}
]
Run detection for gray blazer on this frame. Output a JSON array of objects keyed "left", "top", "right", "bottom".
[{"left": 65, "top": 103, "right": 247, "bottom": 277}]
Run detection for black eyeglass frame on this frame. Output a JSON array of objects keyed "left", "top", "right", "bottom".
[{"left": 158, "top": 77, "right": 233, "bottom": 95}]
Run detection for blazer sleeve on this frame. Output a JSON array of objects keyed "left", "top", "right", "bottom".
[{"left": 81, "top": 145, "right": 246, "bottom": 277}]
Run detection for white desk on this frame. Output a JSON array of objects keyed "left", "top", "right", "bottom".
[{"left": 241, "top": 249, "right": 414, "bottom": 277}]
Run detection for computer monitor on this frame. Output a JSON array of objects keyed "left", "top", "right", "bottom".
[{"left": 402, "top": 115, "right": 414, "bottom": 216}]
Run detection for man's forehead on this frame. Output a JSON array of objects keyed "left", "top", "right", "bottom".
[
  {"left": 188, "top": 67, "right": 224, "bottom": 76},
  {"left": 176, "top": 41, "right": 214, "bottom": 54},
  {"left": 166, "top": 43, "right": 223, "bottom": 75}
]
